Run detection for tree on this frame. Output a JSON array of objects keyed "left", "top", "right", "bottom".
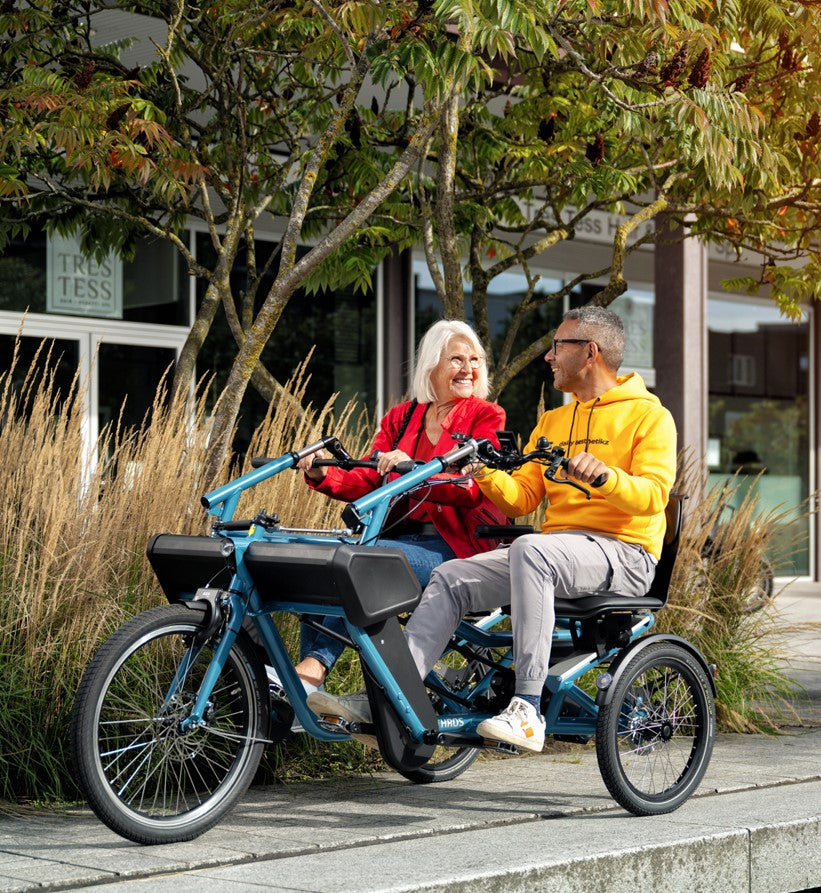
[
  {"left": 400, "top": 0, "right": 821, "bottom": 400},
  {"left": 0, "top": 0, "right": 498, "bottom": 476},
  {"left": 2, "top": 1, "right": 819, "bottom": 473}
]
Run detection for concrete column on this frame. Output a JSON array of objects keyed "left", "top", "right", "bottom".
[
  {"left": 653, "top": 218, "right": 708, "bottom": 467},
  {"left": 380, "top": 248, "right": 414, "bottom": 410}
]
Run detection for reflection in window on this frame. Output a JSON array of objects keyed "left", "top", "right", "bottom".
[
  {"left": 98, "top": 342, "right": 177, "bottom": 433},
  {"left": 0, "top": 334, "right": 79, "bottom": 412},
  {"left": 708, "top": 297, "right": 810, "bottom": 575},
  {"left": 414, "top": 261, "right": 566, "bottom": 438},
  {"left": 122, "top": 237, "right": 189, "bottom": 325},
  {"left": 196, "top": 235, "right": 376, "bottom": 456}
]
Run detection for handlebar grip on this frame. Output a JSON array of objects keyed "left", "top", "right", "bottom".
[
  {"left": 591, "top": 472, "right": 608, "bottom": 488},
  {"left": 215, "top": 519, "right": 254, "bottom": 531},
  {"left": 393, "top": 459, "right": 416, "bottom": 474},
  {"left": 250, "top": 457, "right": 273, "bottom": 469},
  {"left": 313, "top": 458, "right": 379, "bottom": 469}
]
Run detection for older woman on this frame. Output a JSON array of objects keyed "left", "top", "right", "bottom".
[{"left": 282, "top": 319, "right": 508, "bottom": 695}]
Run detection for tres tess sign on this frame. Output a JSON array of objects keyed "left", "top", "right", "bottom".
[{"left": 46, "top": 232, "right": 122, "bottom": 319}]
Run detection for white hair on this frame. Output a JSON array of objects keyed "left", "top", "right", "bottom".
[{"left": 411, "top": 319, "right": 489, "bottom": 403}]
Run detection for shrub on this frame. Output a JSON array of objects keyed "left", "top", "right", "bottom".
[
  {"left": 0, "top": 347, "right": 372, "bottom": 801},
  {"left": 0, "top": 346, "right": 811, "bottom": 802},
  {"left": 659, "top": 460, "right": 804, "bottom": 733}
]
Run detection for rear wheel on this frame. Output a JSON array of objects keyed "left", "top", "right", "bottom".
[
  {"left": 596, "top": 641, "right": 715, "bottom": 815},
  {"left": 394, "top": 655, "right": 485, "bottom": 784},
  {"left": 394, "top": 732, "right": 480, "bottom": 784},
  {"left": 71, "top": 604, "right": 268, "bottom": 844}
]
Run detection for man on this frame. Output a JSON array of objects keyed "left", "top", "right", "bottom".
[{"left": 310, "top": 306, "right": 677, "bottom": 752}]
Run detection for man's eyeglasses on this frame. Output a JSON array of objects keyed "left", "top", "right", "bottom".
[
  {"left": 549, "top": 338, "right": 592, "bottom": 353},
  {"left": 446, "top": 355, "right": 482, "bottom": 369}
]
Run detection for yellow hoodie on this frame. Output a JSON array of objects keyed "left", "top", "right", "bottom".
[{"left": 477, "top": 373, "right": 677, "bottom": 559}]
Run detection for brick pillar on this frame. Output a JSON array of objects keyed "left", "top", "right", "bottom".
[{"left": 653, "top": 218, "right": 708, "bottom": 467}]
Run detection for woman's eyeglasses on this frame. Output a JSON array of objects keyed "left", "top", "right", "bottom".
[{"left": 446, "top": 355, "right": 482, "bottom": 369}]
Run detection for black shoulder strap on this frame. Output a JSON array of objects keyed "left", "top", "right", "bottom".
[{"left": 391, "top": 399, "right": 418, "bottom": 449}]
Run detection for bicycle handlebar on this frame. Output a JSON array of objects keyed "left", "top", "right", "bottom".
[
  {"left": 251, "top": 444, "right": 418, "bottom": 475},
  {"left": 467, "top": 435, "right": 607, "bottom": 499},
  {"left": 312, "top": 453, "right": 419, "bottom": 475},
  {"left": 206, "top": 432, "right": 606, "bottom": 527}
]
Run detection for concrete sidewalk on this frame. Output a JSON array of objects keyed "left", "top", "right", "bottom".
[
  {"left": 0, "top": 730, "right": 818, "bottom": 892},
  {"left": 1, "top": 582, "right": 818, "bottom": 893}
]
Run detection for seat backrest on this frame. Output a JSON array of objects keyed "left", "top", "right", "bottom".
[{"left": 644, "top": 493, "right": 685, "bottom": 606}]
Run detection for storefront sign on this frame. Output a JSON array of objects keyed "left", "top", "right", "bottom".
[{"left": 47, "top": 232, "right": 123, "bottom": 319}]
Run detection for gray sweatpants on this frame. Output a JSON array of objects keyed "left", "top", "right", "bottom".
[{"left": 404, "top": 531, "right": 657, "bottom": 697}]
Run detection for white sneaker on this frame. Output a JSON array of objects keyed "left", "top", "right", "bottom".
[
  {"left": 476, "top": 697, "right": 546, "bottom": 753},
  {"left": 306, "top": 690, "right": 377, "bottom": 749}
]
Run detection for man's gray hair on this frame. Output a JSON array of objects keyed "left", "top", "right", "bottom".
[
  {"left": 412, "top": 319, "right": 489, "bottom": 403},
  {"left": 563, "top": 306, "right": 625, "bottom": 371}
]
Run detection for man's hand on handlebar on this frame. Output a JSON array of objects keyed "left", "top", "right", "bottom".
[{"left": 565, "top": 451, "right": 611, "bottom": 487}]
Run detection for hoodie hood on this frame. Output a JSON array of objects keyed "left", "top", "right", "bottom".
[{"left": 571, "top": 372, "right": 661, "bottom": 408}]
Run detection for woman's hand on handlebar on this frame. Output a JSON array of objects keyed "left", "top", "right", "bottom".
[
  {"left": 565, "top": 451, "right": 610, "bottom": 487},
  {"left": 297, "top": 451, "right": 327, "bottom": 481},
  {"left": 374, "top": 449, "right": 413, "bottom": 476}
]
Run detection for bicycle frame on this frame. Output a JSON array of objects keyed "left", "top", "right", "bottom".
[
  {"left": 174, "top": 434, "right": 660, "bottom": 749},
  {"left": 172, "top": 436, "right": 483, "bottom": 744},
  {"left": 74, "top": 433, "right": 716, "bottom": 845}
]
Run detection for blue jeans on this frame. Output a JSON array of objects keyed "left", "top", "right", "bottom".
[{"left": 299, "top": 534, "right": 457, "bottom": 671}]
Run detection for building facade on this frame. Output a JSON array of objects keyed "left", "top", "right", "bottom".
[{"left": 0, "top": 216, "right": 816, "bottom": 579}]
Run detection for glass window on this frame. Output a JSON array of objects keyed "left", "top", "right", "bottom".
[
  {"left": 413, "top": 259, "right": 564, "bottom": 438},
  {"left": 97, "top": 342, "right": 177, "bottom": 432},
  {"left": 0, "top": 225, "right": 188, "bottom": 324},
  {"left": 196, "top": 234, "right": 376, "bottom": 456},
  {"left": 122, "top": 238, "right": 189, "bottom": 325},
  {"left": 0, "top": 229, "right": 47, "bottom": 314},
  {"left": 708, "top": 297, "right": 810, "bottom": 576},
  {"left": 0, "top": 334, "right": 79, "bottom": 410}
]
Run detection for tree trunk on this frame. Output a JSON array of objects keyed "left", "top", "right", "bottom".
[
  {"left": 202, "top": 100, "right": 448, "bottom": 484},
  {"left": 171, "top": 216, "right": 245, "bottom": 399}
]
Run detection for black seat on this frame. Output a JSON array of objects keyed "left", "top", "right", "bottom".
[{"left": 553, "top": 493, "right": 684, "bottom": 620}]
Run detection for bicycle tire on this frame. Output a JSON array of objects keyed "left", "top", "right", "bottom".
[
  {"left": 71, "top": 604, "right": 268, "bottom": 844},
  {"left": 394, "top": 739, "right": 480, "bottom": 784},
  {"left": 393, "top": 659, "right": 485, "bottom": 784},
  {"left": 595, "top": 641, "right": 715, "bottom": 815},
  {"left": 743, "top": 558, "right": 775, "bottom": 612}
]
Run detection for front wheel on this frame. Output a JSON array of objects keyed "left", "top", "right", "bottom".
[
  {"left": 596, "top": 641, "right": 715, "bottom": 816},
  {"left": 71, "top": 604, "right": 268, "bottom": 844}
]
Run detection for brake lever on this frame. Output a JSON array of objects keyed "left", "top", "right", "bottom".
[{"left": 545, "top": 469, "right": 592, "bottom": 500}]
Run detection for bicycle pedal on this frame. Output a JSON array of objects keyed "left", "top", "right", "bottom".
[
  {"left": 315, "top": 711, "right": 345, "bottom": 731},
  {"left": 481, "top": 738, "right": 519, "bottom": 755}
]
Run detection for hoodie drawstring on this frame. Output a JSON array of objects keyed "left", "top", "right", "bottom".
[
  {"left": 584, "top": 397, "right": 601, "bottom": 452},
  {"left": 567, "top": 397, "right": 601, "bottom": 457},
  {"left": 567, "top": 402, "right": 579, "bottom": 457}
]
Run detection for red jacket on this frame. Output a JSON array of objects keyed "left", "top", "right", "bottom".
[{"left": 308, "top": 396, "right": 509, "bottom": 557}]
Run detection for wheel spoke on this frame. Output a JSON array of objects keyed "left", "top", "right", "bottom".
[
  {"left": 597, "top": 643, "right": 714, "bottom": 815},
  {"left": 72, "top": 606, "right": 266, "bottom": 842}
]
